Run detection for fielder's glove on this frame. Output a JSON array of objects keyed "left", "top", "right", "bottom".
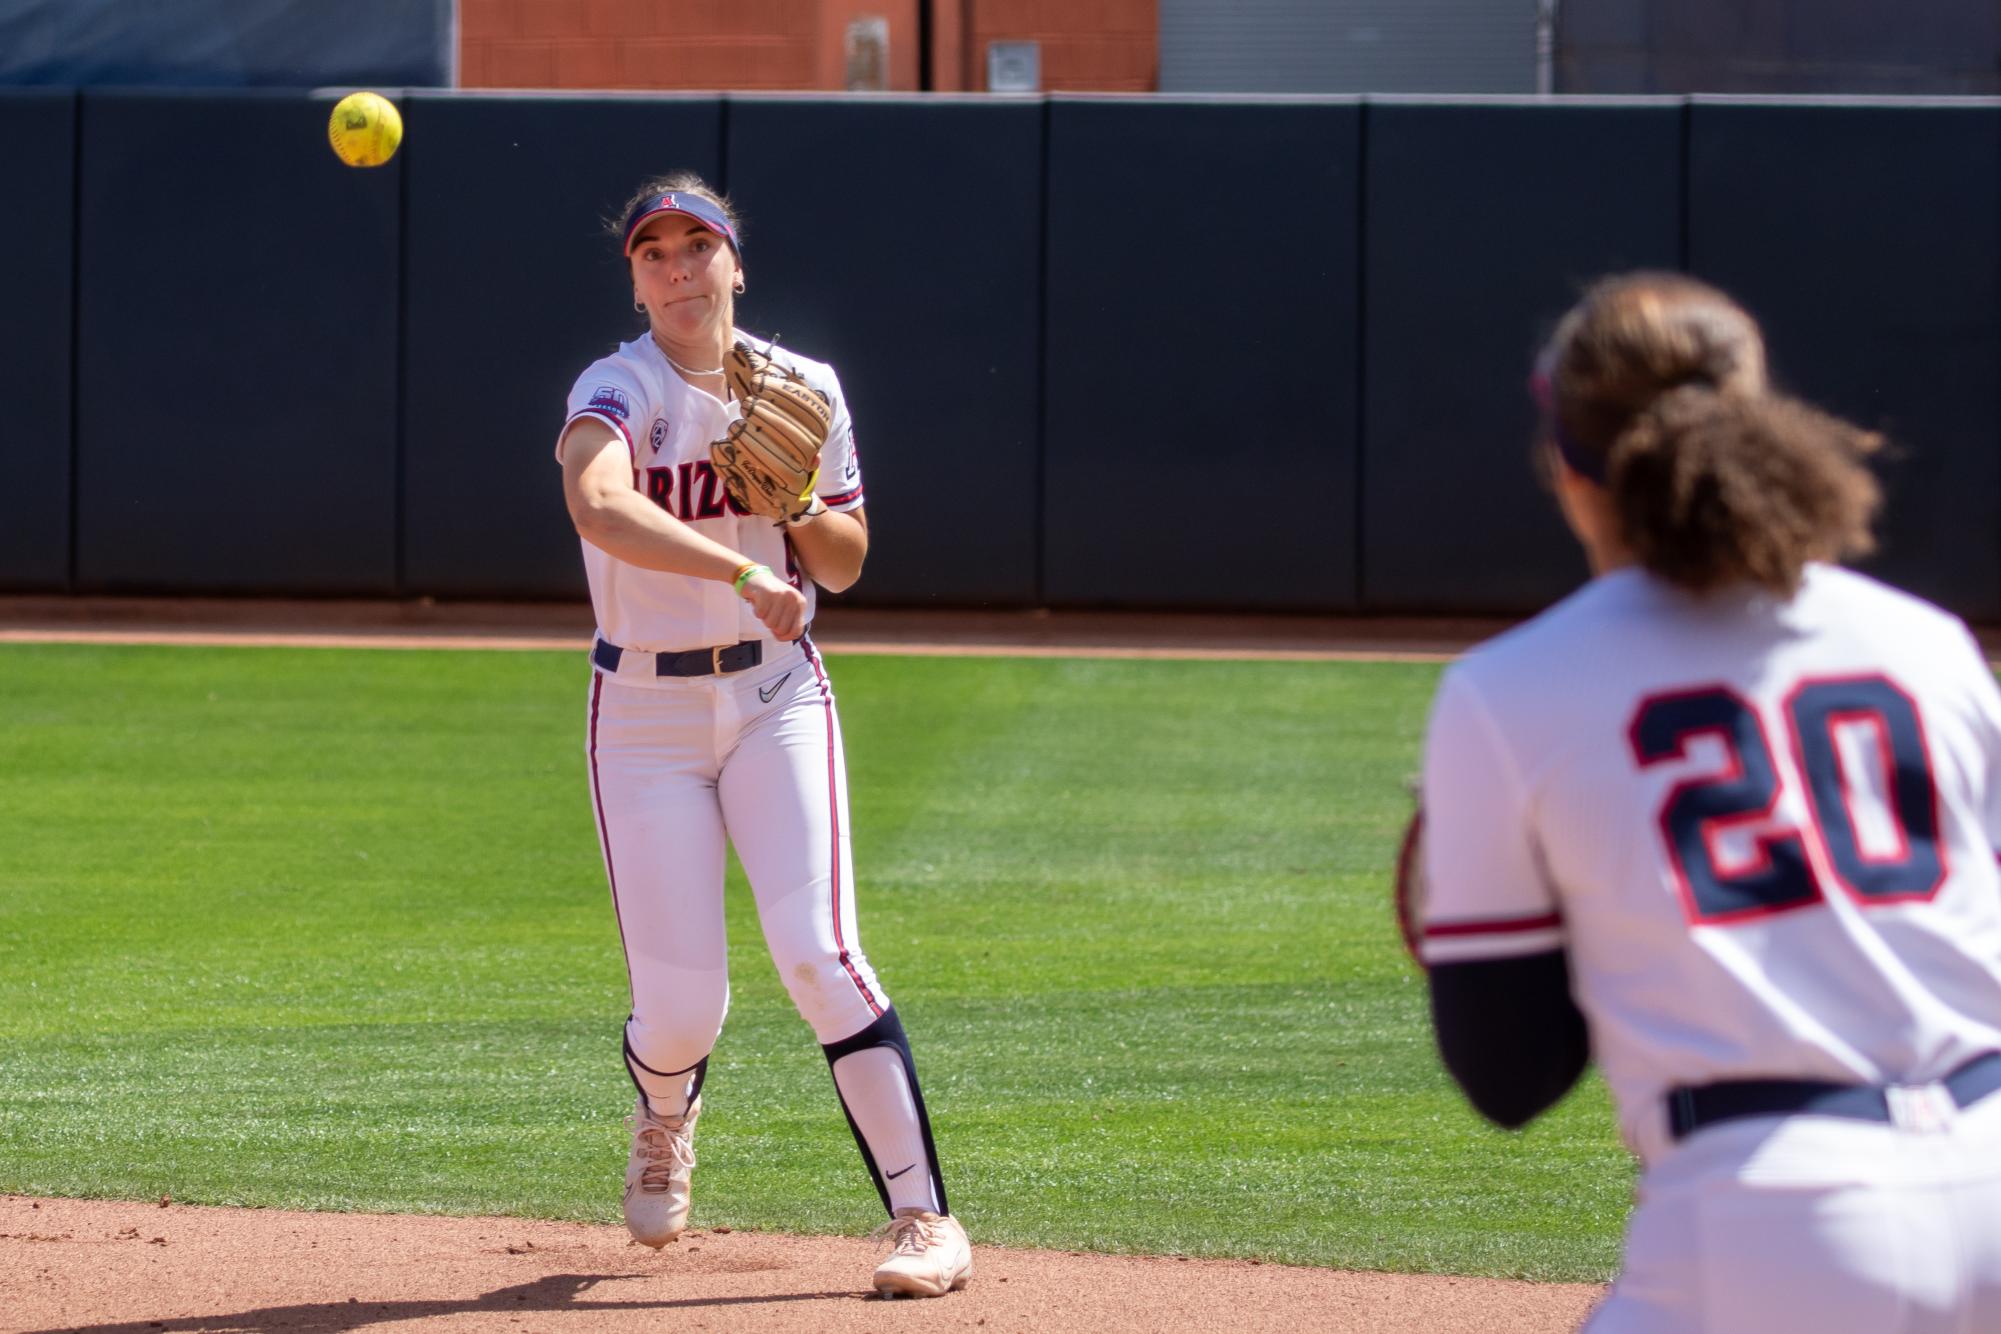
[
  {"left": 1394, "top": 806, "right": 1428, "bottom": 970},
  {"left": 711, "top": 341, "right": 833, "bottom": 524}
]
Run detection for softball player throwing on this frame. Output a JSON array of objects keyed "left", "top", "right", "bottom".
[
  {"left": 554, "top": 174, "right": 970, "bottom": 1298},
  {"left": 1412, "top": 273, "right": 2001, "bottom": 1331}
]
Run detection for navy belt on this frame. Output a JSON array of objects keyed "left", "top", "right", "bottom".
[
  {"left": 592, "top": 638, "right": 762, "bottom": 678},
  {"left": 1667, "top": 1050, "right": 2001, "bottom": 1141}
]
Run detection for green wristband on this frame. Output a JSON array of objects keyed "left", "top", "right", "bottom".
[{"left": 732, "top": 563, "right": 770, "bottom": 595}]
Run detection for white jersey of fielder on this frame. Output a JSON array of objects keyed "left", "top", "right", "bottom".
[
  {"left": 1420, "top": 563, "right": 2001, "bottom": 1166},
  {"left": 556, "top": 331, "right": 865, "bottom": 660}
]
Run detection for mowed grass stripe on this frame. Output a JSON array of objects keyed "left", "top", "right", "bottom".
[{"left": 0, "top": 643, "right": 1630, "bottom": 1280}]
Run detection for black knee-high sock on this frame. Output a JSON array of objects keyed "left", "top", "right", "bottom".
[{"left": 821, "top": 1006, "right": 948, "bottom": 1217}]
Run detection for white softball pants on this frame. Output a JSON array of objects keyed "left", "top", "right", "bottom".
[
  {"left": 1586, "top": 1091, "right": 2001, "bottom": 1332},
  {"left": 585, "top": 641, "right": 889, "bottom": 1083}
]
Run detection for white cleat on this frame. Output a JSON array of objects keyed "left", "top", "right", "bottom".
[
  {"left": 870, "top": 1208, "right": 973, "bottom": 1298},
  {"left": 623, "top": 1094, "right": 699, "bottom": 1248}
]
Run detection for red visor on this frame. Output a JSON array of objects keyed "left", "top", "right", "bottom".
[{"left": 620, "top": 191, "right": 740, "bottom": 256}]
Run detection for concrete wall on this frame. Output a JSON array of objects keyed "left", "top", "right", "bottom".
[
  {"left": 1161, "top": 0, "right": 1535, "bottom": 94},
  {"left": 1560, "top": 0, "right": 2001, "bottom": 94}
]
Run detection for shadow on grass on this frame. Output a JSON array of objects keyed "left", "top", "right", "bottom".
[{"left": 29, "top": 1271, "right": 883, "bottom": 1333}]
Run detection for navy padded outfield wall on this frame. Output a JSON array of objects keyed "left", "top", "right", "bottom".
[
  {"left": 74, "top": 90, "right": 400, "bottom": 594},
  {"left": 401, "top": 94, "right": 723, "bottom": 599},
  {"left": 1688, "top": 100, "right": 2001, "bottom": 622},
  {"left": 0, "top": 90, "right": 74, "bottom": 591},
  {"left": 1043, "top": 97, "right": 1363, "bottom": 611},
  {"left": 1362, "top": 99, "right": 1683, "bottom": 613},
  {"left": 724, "top": 95, "right": 1044, "bottom": 607},
  {"left": 19, "top": 94, "right": 2001, "bottom": 615}
]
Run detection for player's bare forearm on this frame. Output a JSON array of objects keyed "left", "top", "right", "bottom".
[
  {"left": 573, "top": 485, "right": 752, "bottom": 579},
  {"left": 788, "top": 506, "right": 868, "bottom": 593}
]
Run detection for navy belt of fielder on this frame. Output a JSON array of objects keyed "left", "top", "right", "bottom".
[
  {"left": 1666, "top": 1050, "right": 2001, "bottom": 1141},
  {"left": 593, "top": 637, "right": 762, "bottom": 678}
]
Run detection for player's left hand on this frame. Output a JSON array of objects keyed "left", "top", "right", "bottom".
[
  {"left": 712, "top": 343, "right": 831, "bottom": 523},
  {"left": 739, "top": 567, "right": 808, "bottom": 641}
]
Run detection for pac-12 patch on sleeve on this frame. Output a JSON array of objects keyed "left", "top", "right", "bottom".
[{"left": 587, "top": 385, "right": 631, "bottom": 421}]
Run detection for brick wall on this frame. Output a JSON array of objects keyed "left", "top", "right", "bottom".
[
  {"left": 459, "top": 0, "right": 1157, "bottom": 92},
  {"left": 956, "top": 0, "right": 1156, "bottom": 92}
]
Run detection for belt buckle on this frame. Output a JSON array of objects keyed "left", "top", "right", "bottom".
[
  {"left": 711, "top": 645, "right": 726, "bottom": 675},
  {"left": 1887, "top": 1082, "right": 1957, "bottom": 1134}
]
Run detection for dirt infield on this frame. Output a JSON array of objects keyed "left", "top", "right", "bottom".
[
  {"left": 0, "top": 598, "right": 1605, "bottom": 1331},
  {"left": 0, "top": 596, "right": 1508, "bottom": 661},
  {"left": 1, "top": 1196, "right": 1605, "bottom": 1334}
]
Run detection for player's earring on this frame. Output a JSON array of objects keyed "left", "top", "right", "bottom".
[
  {"left": 633, "top": 296, "right": 646, "bottom": 313},
  {"left": 732, "top": 278, "right": 745, "bottom": 294}
]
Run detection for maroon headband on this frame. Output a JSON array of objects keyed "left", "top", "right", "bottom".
[{"left": 1529, "top": 348, "right": 1607, "bottom": 484}]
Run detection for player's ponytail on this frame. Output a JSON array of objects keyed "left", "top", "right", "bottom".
[
  {"left": 1606, "top": 386, "right": 1881, "bottom": 596},
  {"left": 1540, "top": 272, "right": 1882, "bottom": 597}
]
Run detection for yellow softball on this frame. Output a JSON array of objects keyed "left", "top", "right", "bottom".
[{"left": 327, "top": 91, "right": 403, "bottom": 168}]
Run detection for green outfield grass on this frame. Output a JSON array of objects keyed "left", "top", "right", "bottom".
[{"left": 0, "top": 642, "right": 1632, "bottom": 1281}]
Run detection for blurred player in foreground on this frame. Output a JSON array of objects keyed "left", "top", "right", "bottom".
[
  {"left": 556, "top": 174, "right": 968, "bottom": 1297},
  {"left": 1409, "top": 272, "right": 2001, "bottom": 1331}
]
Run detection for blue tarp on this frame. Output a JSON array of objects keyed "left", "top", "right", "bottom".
[{"left": 0, "top": 0, "right": 453, "bottom": 87}]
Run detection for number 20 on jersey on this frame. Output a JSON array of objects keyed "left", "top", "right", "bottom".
[{"left": 1629, "top": 674, "right": 1947, "bottom": 925}]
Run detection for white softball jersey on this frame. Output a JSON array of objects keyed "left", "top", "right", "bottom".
[
  {"left": 1421, "top": 563, "right": 2001, "bottom": 1167},
  {"left": 554, "top": 326, "right": 951, "bottom": 1223},
  {"left": 555, "top": 331, "right": 865, "bottom": 660}
]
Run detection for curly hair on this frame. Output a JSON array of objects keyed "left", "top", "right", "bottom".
[{"left": 1540, "top": 272, "right": 1881, "bottom": 596}]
